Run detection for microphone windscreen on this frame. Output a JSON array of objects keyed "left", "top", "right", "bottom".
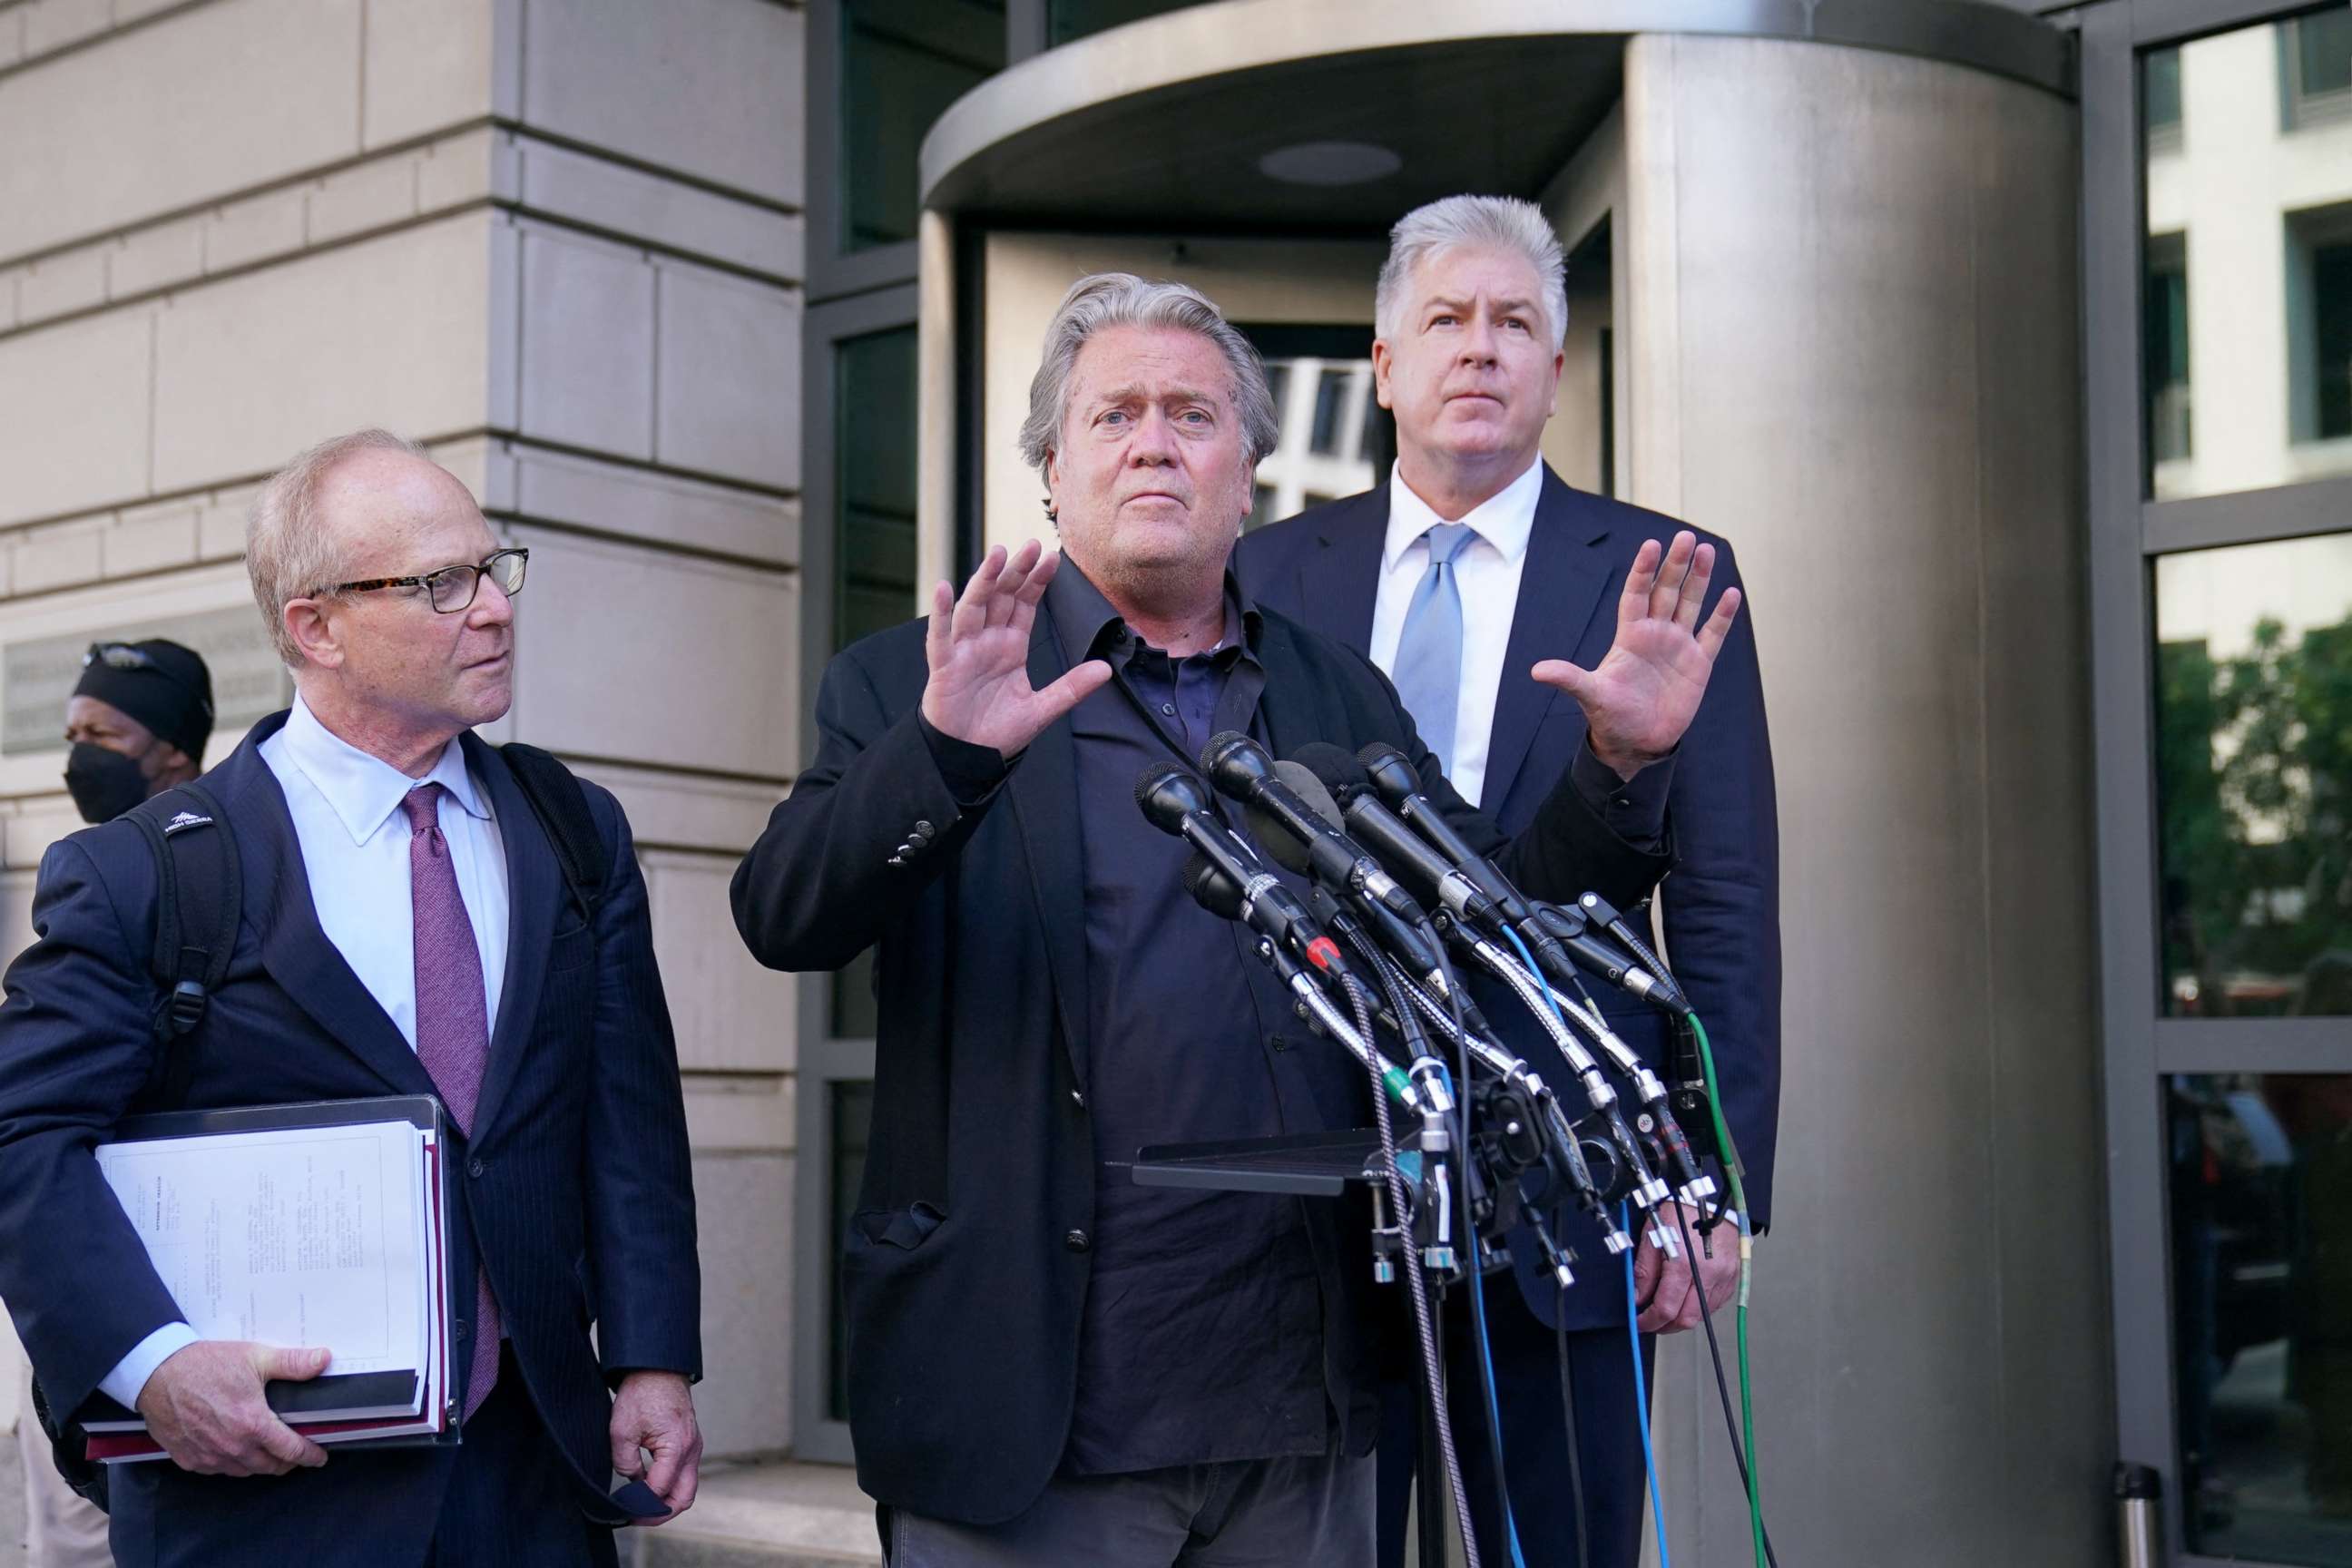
[
  {"left": 1288, "top": 741, "right": 1371, "bottom": 805},
  {"left": 1181, "top": 850, "right": 1242, "bottom": 920},
  {"left": 1243, "top": 799, "right": 1314, "bottom": 876},
  {"left": 1272, "top": 760, "right": 1347, "bottom": 831}
]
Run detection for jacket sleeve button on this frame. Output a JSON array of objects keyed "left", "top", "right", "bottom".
[{"left": 1063, "top": 1229, "right": 1091, "bottom": 1253}]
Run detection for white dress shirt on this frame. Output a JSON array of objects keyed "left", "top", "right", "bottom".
[
  {"left": 1366, "top": 456, "right": 1544, "bottom": 809},
  {"left": 99, "top": 696, "right": 509, "bottom": 1410}
]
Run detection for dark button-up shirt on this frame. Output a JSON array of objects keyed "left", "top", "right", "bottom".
[{"left": 918, "top": 555, "right": 1672, "bottom": 1477}]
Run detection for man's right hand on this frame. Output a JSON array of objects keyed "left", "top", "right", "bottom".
[
  {"left": 919, "top": 540, "right": 1112, "bottom": 758},
  {"left": 136, "top": 1340, "right": 333, "bottom": 1476}
]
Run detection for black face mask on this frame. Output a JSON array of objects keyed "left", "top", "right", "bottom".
[{"left": 64, "top": 741, "right": 152, "bottom": 824}]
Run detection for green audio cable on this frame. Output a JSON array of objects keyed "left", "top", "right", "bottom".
[{"left": 1687, "top": 1012, "right": 1765, "bottom": 1568}]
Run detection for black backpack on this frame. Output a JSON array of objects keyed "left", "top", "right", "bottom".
[{"left": 32, "top": 742, "right": 608, "bottom": 1510}]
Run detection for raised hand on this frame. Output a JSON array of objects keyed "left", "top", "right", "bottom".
[
  {"left": 1532, "top": 530, "right": 1740, "bottom": 779},
  {"left": 919, "top": 540, "right": 1112, "bottom": 757}
]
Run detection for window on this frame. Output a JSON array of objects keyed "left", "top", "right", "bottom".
[
  {"left": 2141, "top": 7, "right": 2352, "bottom": 498},
  {"left": 2154, "top": 534, "right": 2352, "bottom": 1019},
  {"left": 1308, "top": 369, "right": 1349, "bottom": 456},
  {"left": 1239, "top": 329, "right": 1382, "bottom": 534},
  {"left": 2171, "top": 1073, "right": 2352, "bottom": 1564},
  {"left": 840, "top": 1, "right": 1004, "bottom": 252}
]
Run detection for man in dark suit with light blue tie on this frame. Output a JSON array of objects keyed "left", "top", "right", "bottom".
[
  {"left": 0, "top": 429, "right": 705, "bottom": 1566},
  {"left": 1237, "top": 195, "right": 1781, "bottom": 1568}
]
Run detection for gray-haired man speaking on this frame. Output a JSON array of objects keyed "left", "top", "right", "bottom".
[{"left": 733, "top": 271, "right": 1741, "bottom": 1563}]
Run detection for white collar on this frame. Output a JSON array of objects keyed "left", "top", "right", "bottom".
[
  {"left": 1381, "top": 455, "right": 1544, "bottom": 572},
  {"left": 277, "top": 695, "right": 488, "bottom": 846}
]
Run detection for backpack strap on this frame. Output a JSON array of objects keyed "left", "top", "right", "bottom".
[
  {"left": 122, "top": 782, "right": 240, "bottom": 1112},
  {"left": 499, "top": 743, "right": 609, "bottom": 922}
]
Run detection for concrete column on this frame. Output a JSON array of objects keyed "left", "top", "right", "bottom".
[
  {"left": 1617, "top": 33, "right": 2104, "bottom": 1566},
  {"left": 0, "top": 0, "right": 808, "bottom": 1458}
]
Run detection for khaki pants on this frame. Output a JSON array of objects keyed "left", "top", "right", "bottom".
[{"left": 17, "top": 1363, "right": 113, "bottom": 1567}]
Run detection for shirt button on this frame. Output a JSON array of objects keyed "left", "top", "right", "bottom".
[
  {"left": 1161, "top": 703, "right": 1177, "bottom": 717},
  {"left": 1071, "top": 1090, "right": 1085, "bottom": 1108},
  {"left": 454, "top": 1318, "right": 471, "bottom": 1340},
  {"left": 468, "top": 1157, "right": 485, "bottom": 1179},
  {"left": 1063, "top": 1229, "right": 1092, "bottom": 1254}
]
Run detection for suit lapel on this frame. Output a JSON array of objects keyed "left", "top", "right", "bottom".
[
  {"left": 220, "top": 720, "right": 439, "bottom": 1101},
  {"left": 466, "top": 734, "right": 561, "bottom": 1141},
  {"left": 1484, "top": 469, "right": 1616, "bottom": 808},
  {"left": 1303, "top": 488, "right": 1387, "bottom": 654},
  {"left": 1004, "top": 616, "right": 1091, "bottom": 1095}
]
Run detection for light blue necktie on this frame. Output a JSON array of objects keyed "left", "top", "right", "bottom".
[{"left": 1390, "top": 523, "right": 1478, "bottom": 779}]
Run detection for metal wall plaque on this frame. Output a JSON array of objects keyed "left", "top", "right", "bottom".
[{"left": 3, "top": 606, "right": 289, "bottom": 758}]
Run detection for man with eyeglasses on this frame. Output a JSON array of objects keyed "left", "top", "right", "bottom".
[{"left": 0, "top": 428, "right": 703, "bottom": 1566}]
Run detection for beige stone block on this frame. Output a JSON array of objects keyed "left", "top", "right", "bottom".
[
  {"left": 113, "top": 0, "right": 191, "bottom": 22},
  {"left": 0, "top": 10, "right": 24, "bottom": 69},
  {"left": 516, "top": 226, "right": 654, "bottom": 458},
  {"left": 306, "top": 155, "right": 419, "bottom": 244},
  {"left": 21, "top": 0, "right": 109, "bottom": 56},
  {"left": 686, "top": 1152, "right": 793, "bottom": 1457},
  {"left": 507, "top": 527, "right": 796, "bottom": 778},
  {"left": 0, "top": 309, "right": 152, "bottom": 525},
  {"left": 567, "top": 759, "right": 787, "bottom": 855},
  {"left": 681, "top": 1073, "right": 795, "bottom": 1156},
  {"left": 154, "top": 213, "right": 494, "bottom": 493},
  {"left": 0, "top": 268, "right": 19, "bottom": 330},
  {"left": 416, "top": 126, "right": 500, "bottom": 211},
  {"left": 0, "top": 0, "right": 364, "bottom": 259},
  {"left": 654, "top": 263, "right": 799, "bottom": 488},
  {"left": 104, "top": 502, "right": 200, "bottom": 576},
  {"left": 518, "top": 0, "right": 803, "bottom": 207},
  {"left": 4, "top": 808, "right": 82, "bottom": 871},
  {"left": 515, "top": 136, "right": 804, "bottom": 279},
  {"left": 197, "top": 494, "right": 251, "bottom": 561},
  {"left": 108, "top": 217, "right": 206, "bottom": 299},
  {"left": 16, "top": 245, "right": 107, "bottom": 322},
  {"left": 361, "top": 0, "right": 495, "bottom": 148},
  {"left": 203, "top": 189, "right": 307, "bottom": 274},
  {"left": 11, "top": 519, "right": 105, "bottom": 593},
  {"left": 644, "top": 848, "right": 798, "bottom": 1073},
  {"left": 513, "top": 444, "right": 798, "bottom": 565}
]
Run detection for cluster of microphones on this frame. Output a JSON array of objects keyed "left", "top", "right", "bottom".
[{"left": 1134, "top": 732, "right": 1726, "bottom": 1290}]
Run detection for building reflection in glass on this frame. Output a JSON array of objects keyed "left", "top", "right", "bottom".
[{"left": 2142, "top": 6, "right": 2352, "bottom": 501}]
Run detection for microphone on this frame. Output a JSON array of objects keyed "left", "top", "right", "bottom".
[
  {"left": 1178, "top": 851, "right": 1351, "bottom": 986},
  {"left": 1135, "top": 762, "right": 1351, "bottom": 986},
  {"left": 1289, "top": 743, "right": 1498, "bottom": 930},
  {"left": 1201, "top": 733, "right": 1429, "bottom": 926},
  {"left": 1528, "top": 903, "right": 1672, "bottom": 1010},
  {"left": 1245, "top": 764, "right": 1448, "bottom": 983},
  {"left": 1356, "top": 741, "right": 1533, "bottom": 922}
]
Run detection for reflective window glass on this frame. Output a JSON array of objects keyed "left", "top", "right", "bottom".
[
  {"left": 1047, "top": 0, "right": 1201, "bottom": 47},
  {"left": 2154, "top": 535, "right": 2352, "bottom": 1017},
  {"left": 827, "top": 1080, "right": 876, "bottom": 1422},
  {"left": 1245, "top": 349, "right": 1378, "bottom": 533},
  {"left": 2171, "top": 1073, "right": 2352, "bottom": 1564},
  {"left": 2141, "top": 6, "right": 2352, "bottom": 499},
  {"left": 841, "top": 1, "right": 1004, "bottom": 252}
]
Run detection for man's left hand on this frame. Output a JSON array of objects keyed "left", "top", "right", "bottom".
[
  {"left": 1632, "top": 1202, "right": 1741, "bottom": 1333},
  {"left": 610, "top": 1370, "right": 701, "bottom": 1525},
  {"left": 1532, "top": 530, "right": 1741, "bottom": 780}
]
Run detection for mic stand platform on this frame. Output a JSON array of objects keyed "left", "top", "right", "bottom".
[{"left": 1126, "top": 1130, "right": 1470, "bottom": 1568}]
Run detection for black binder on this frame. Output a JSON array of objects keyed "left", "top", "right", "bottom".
[{"left": 74, "top": 1094, "right": 462, "bottom": 1455}]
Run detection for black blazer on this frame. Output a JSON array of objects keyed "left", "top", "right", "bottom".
[
  {"left": 0, "top": 713, "right": 701, "bottom": 1565},
  {"left": 1237, "top": 468, "right": 1782, "bottom": 1330},
  {"left": 732, "top": 600, "right": 1671, "bottom": 1524}
]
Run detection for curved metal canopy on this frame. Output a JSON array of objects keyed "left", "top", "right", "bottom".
[{"left": 920, "top": 0, "right": 2072, "bottom": 230}]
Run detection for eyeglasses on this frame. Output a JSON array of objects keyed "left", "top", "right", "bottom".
[
  {"left": 83, "top": 642, "right": 214, "bottom": 717},
  {"left": 323, "top": 547, "right": 528, "bottom": 613}
]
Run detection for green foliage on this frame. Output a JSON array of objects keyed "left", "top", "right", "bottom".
[{"left": 2157, "top": 612, "right": 2352, "bottom": 1015}]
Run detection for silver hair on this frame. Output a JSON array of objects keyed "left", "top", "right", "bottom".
[
  {"left": 1375, "top": 195, "right": 1569, "bottom": 349},
  {"left": 246, "top": 427, "right": 430, "bottom": 667},
  {"left": 1017, "top": 272, "right": 1281, "bottom": 477}
]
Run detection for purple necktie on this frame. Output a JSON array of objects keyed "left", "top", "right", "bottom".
[{"left": 403, "top": 783, "right": 502, "bottom": 1419}]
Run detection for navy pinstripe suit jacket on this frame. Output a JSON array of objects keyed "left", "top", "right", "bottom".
[{"left": 0, "top": 710, "right": 700, "bottom": 1563}]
